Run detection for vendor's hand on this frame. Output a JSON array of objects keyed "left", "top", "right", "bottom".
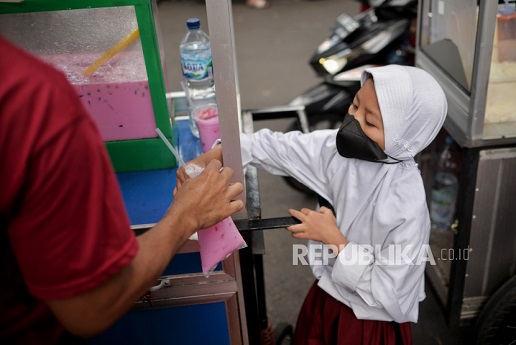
[
  {"left": 175, "top": 162, "right": 202, "bottom": 194},
  {"left": 175, "top": 145, "right": 224, "bottom": 193},
  {"left": 287, "top": 207, "right": 349, "bottom": 253},
  {"left": 168, "top": 160, "right": 243, "bottom": 239}
]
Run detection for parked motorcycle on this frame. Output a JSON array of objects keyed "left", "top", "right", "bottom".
[{"left": 282, "top": 0, "right": 418, "bottom": 194}]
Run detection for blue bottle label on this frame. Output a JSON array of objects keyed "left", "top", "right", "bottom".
[{"left": 181, "top": 57, "right": 213, "bottom": 81}]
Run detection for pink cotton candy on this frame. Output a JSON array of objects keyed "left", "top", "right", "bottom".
[
  {"left": 181, "top": 163, "right": 247, "bottom": 277},
  {"left": 197, "top": 216, "right": 247, "bottom": 276}
]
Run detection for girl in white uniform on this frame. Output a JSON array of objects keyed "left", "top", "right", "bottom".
[{"left": 177, "top": 65, "right": 447, "bottom": 344}]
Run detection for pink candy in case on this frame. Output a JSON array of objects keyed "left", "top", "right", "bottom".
[
  {"left": 43, "top": 51, "right": 159, "bottom": 142},
  {"left": 74, "top": 80, "right": 156, "bottom": 141}
]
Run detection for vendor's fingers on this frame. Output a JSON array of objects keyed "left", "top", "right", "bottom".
[
  {"left": 204, "top": 159, "right": 223, "bottom": 173},
  {"left": 218, "top": 165, "right": 235, "bottom": 183},
  {"left": 229, "top": 199, "right": 245, "bottom": 214},
  {"left": 227, "top": 182, "right": 244, "bottom": 199},
  {"left": 176, "top": 166, "right": 188, "bottom": 183}
]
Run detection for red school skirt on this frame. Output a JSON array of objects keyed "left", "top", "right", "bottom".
[{"left": 293, "top": 281, "right": 412, "bottom": 345}]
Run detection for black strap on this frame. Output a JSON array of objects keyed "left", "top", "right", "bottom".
[{"left": 317, "top": 194, "right": 336, "bottom": 217}]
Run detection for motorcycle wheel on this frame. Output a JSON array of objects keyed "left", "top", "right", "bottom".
[
  {"left": 282, "top": 112, "right": 345, "bottom": 195},
  {"left": 475, "top": 275, "right": 516, "bottom": 345}
]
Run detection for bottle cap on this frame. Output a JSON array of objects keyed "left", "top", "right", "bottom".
[
  {"left": 186, "top": 18, "right": 201, "bottom": 30},
  {"left": 445, "top": 135, "right": 454, "bottom": 145},
  {"left": 500, "top": 0, "right": 515, "bottom": 16}
]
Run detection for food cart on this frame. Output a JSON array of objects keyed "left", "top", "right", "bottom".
[
  {"left": 415, "top": 0, "right": 516, "bottom": 343},
  {"left": 0, "top": 1, "right": 282, "bottom": 344}
]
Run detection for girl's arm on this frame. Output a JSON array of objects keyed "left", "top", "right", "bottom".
[
  {"left": 177, "top": 129, "right": 338, "bottom": 202},
  {"left": 239, "top": 129, "right": 337, "bottom": 201}
]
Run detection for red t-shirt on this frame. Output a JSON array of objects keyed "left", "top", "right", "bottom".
[{"left": 0, "top": 37, "right": 139, "bottom": 344}]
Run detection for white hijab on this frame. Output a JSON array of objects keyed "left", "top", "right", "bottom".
[
  {"left": 362, "top": 64, "right": 447, "bottom": 160},
  {"left": 313, "top": 65, "right": 448, "bottom": 228}
]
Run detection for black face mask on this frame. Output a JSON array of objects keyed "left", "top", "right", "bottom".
[{"left": 336, "top": 113, "right": 399, "bottom": 163}]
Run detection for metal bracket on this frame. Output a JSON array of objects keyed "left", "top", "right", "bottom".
[
  {"left": 149, "top": 278, "right": 171, "bottom": 292},
  {"left": 244, "top": 105, "right": 310, "bottom": 133},
  {"left": 234, "top": 216, "right": 301, "bottom": 232}
]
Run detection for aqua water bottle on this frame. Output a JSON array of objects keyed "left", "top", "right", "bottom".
[
  {"left": 430, "top": 135, "right": 459, "bottom": 230},
  {"left": 180, "top": 18, "right": 216, "bottom": 103},
  {"left": 180, "top": 18, "right": 216, "bottom": 137}
]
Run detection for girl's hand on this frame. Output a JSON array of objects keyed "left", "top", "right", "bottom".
[{"left": 287, "top": 206, "right": 349, "bottom": 253}]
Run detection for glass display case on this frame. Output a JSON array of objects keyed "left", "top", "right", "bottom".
[
  {"left": 0, "top": 0, "right": 174, "bottom": 172},
  {"left": 416, "top": 0, "right": 516, "bottom": 332},
  {"left": 1, "top": 2, "right": 254, "bottom": 343},
  {"left": 417, "top": 0, "right": 516, "bottom": 147}
]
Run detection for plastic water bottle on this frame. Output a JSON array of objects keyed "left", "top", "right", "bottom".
[
  {"left": 180, "top": 18, "right": 216, "bottom": 101},
  {"left": 430, "top": 135, "right": 459, "bottom": 230},
  {"left": 180, "top": 18, "right": 216, "bottom": 137}
]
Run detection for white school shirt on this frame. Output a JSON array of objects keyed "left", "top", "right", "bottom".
[{"left": 240, "top": 129, "right": 430, "bottom": 323}]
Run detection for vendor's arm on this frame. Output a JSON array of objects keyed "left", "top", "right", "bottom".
[
  {"left": 3, "top": 47, "right": 243, "bottom": 339},
  {"left": 45, "top": 160, "right": 243, "bottom": 337},
  {"left": 8, "top": 95, "right": 242, "bottom": 337}
]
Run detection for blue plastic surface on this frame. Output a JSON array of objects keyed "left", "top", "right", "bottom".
[
  {"left": 90, "top": 302, "right": 231, "bottom": 345},
  {"left": 117, "top": 168, "right": 176, "bottom": 225},
  {"left": 175, "top": 118, "right": 203, "bottom": 163},
  {"left": 116, "top": 119, "right": 202, "bottom": 225},
  {"left": 163, "top": 252, "right": 222, "bottom": 275}
]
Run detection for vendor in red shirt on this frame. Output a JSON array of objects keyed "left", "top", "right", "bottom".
[{"left": 0, "top": 36, "right": 244, "bottom": 344}]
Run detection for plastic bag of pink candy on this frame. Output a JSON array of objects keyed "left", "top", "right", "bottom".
[{"left": 185, "top": 164, "right": 247, "bottom": 277}]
